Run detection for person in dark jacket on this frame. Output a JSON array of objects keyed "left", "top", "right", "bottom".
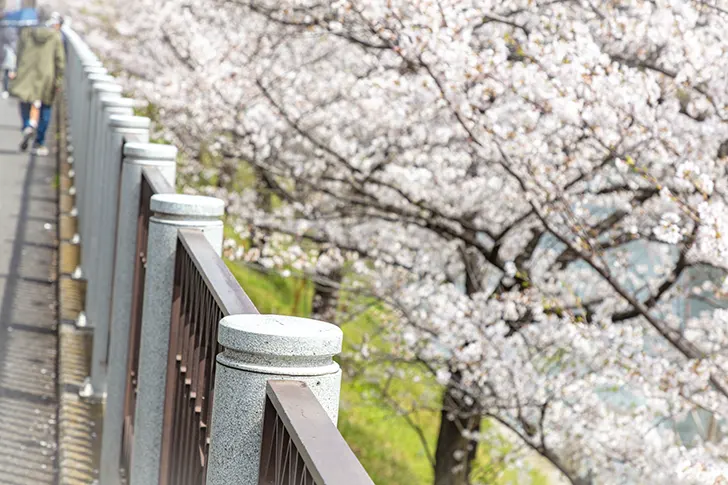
[{"left": 10, "top": 6, "right": 64, "bottom": 155}]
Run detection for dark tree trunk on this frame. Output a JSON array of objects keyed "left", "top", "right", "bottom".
[
  {"left": 312, "top": 268, "right": 342, "bottom": 322},
  {"left": 434, "top": 382, "right": 480, "bottom": 485},
  {"left": 217, "top": 161, "right": 236, "bottom": 189},
  {"left": 256, "top": 179, "right": 274, "bottom": 212},
  {"left": 252, "top": 166, "right": 281, "bottom": 213},
  {"left": 432, "top": 247, "right": 482, "bottom": 485}
]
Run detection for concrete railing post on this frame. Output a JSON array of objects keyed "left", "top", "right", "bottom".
[
  {"left": 100, "top": 96, "right": 135, "bottom": 118},
  {"left": 74, "top": 64, "right": 104, "bottom": 149},
  {"left": 129, "top": 194, "right": 225, "bottom": 485},
  {"left": 72, "top": 66, "right": 106, "bottom": 238},
  {"left": 67, "top": 96, "right": 134, "bottom": 223},
  {"left": 99, "top": 143, "right": 178, "bottom": 485},
  {"left": 63, "top": 27, "right": 99, "bottom": 129},
  {"left": 77, "top": 79, "right": 119, "bottom": 280},
  {"left": 206, "top": 314, "right": 343, "bottom": 485},
  {"left": 78, "top": 72, "right": 112, "bottom": 164},
  {"left": 63, "top": 27, "right": 100, "bottom": 142},
  {"left": 82, "top": 110, "right": 150, "bottom": 285},
  {"left": 76, "top": 96, "right": 136, "bottom": 223},
  {"left": 81, "top": 115, "right": 151, "bottom": 399},
  {"left": 64, "top": 44, "right": 95, "bottom": 145}
]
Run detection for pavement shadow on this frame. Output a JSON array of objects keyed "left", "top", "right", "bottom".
[{"left": 0, "top": 149, "right": 59, "bottom": 484}]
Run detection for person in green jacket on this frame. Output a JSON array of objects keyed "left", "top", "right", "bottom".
[{"left": 10, "top": 7, "right": 64, "bottom": 156}]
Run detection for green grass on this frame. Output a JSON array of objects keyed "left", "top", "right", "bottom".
[
  {"left": 132, "top": 102, "right": 167, "bottom": 144},
  {"left": 133, "top": 102, "right": 162, "bottom": 125},
  {"left": 339, "top": 384, "right": 434, "bottom": 483},
  {"left": 225, "top": 260, "right": 313, "bottom": 316}
]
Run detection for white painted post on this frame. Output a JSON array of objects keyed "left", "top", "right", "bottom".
[
  {"left": 129, "top": 194, "right": 225, "bottom": 485},
  {"left": 81, "top": 115, "right": 151, "bottom": 399},
  {"left": 206, "top": 315, "right": 343, "bottom": 485},
  {"left": 99, "top": 143, "right": 178, "bottom": 485}
]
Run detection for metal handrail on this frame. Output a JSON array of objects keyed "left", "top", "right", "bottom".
[
  {"left": 259, "top": 381, "right": 375, "bottom": 485},
  {"left": 158, "top": 228, "right": 258, "bottom": 485}
]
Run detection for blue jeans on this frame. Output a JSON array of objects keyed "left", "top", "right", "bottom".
[
  {"left": 2, "top": 70, "right": 8, "bottom": 92},
  {"left": 20, "top": 102, "right": 52, "bottom": 146}
]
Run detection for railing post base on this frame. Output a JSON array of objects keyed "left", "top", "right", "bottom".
[
  {"left": 71, "top": 266, "right": 83, "bottom": 280},
  {"left": 75, "top": 311, "right": 88, "bottom": 329},
  {"left": 78, "top": 377, "right": 102, "bottom": 401}
]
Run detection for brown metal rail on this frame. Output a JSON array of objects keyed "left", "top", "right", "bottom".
[
  {"left": 259, "top": 381, "right": 375, "bottom": 485},
  {"left": 121, "top": 167, "right": 175, "bottom": 478},
  {"left": 159, "top": 228, "right": 258, "bottom": 485}
]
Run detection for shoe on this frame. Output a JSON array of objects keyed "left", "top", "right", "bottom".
[
  {"left": 32, "top": 145, "right": 49, "bottom": 156},
  {"left": 19, "top": 126, "right": 34, "bottom": 151},
  {"left": 1, "top": 91, "right": 8, "bottom": 99}
]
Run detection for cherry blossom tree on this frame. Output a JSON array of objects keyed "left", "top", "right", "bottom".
[{"left": 57, "top": 0, "right": 728, "bottom": 483}]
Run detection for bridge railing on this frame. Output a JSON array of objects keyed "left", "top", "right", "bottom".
[{"left": 61, "top": 25, "right": 374, "bottom": 485}]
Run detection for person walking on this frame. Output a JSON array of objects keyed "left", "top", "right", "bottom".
[
  {"left": 10, "top": 7, "right": 64, "bottom": 155},
  {"left": 0, "top": 25, "right": 18, "bottom": 99}
]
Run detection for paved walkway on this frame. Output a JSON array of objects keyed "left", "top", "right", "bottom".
[{"left": 0, "top": 97, "right": 59, "bottom": 483}]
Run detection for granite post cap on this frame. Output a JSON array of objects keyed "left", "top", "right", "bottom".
[
  {"left": 100, "top": 96, "right": 135, "bottom": 109},
  {"left": 76, "top": 44, "right": 97, "bottom": 61},
  {"left": 124, "top": 143, "right": 178, "bottom": 160},
  {"left": 88, "top": 73, "right": 114, "bottom": 83},
  {"left": 83, "top": 65, "right": 106, "bottom": 74},
  {"left": 105, "top": 107, "right": 134, "bottom": 117},
  {"left": 150, "top": 194, "right": 224, "bottom": 218},
  {"left": 81, "top": 56, "right": 103, "bottom": 67},
  {"left": 218, "top": 314, "right": 343, "bottom": 357},
  {"left": 108, "top": 115, "right": 150, "bottom": 129},
  {"left": 91, "top": 82, "right": 123, "bottom": 94},
  {"left": 80, "top": 56, "right": 101, "bottom": 66}
]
